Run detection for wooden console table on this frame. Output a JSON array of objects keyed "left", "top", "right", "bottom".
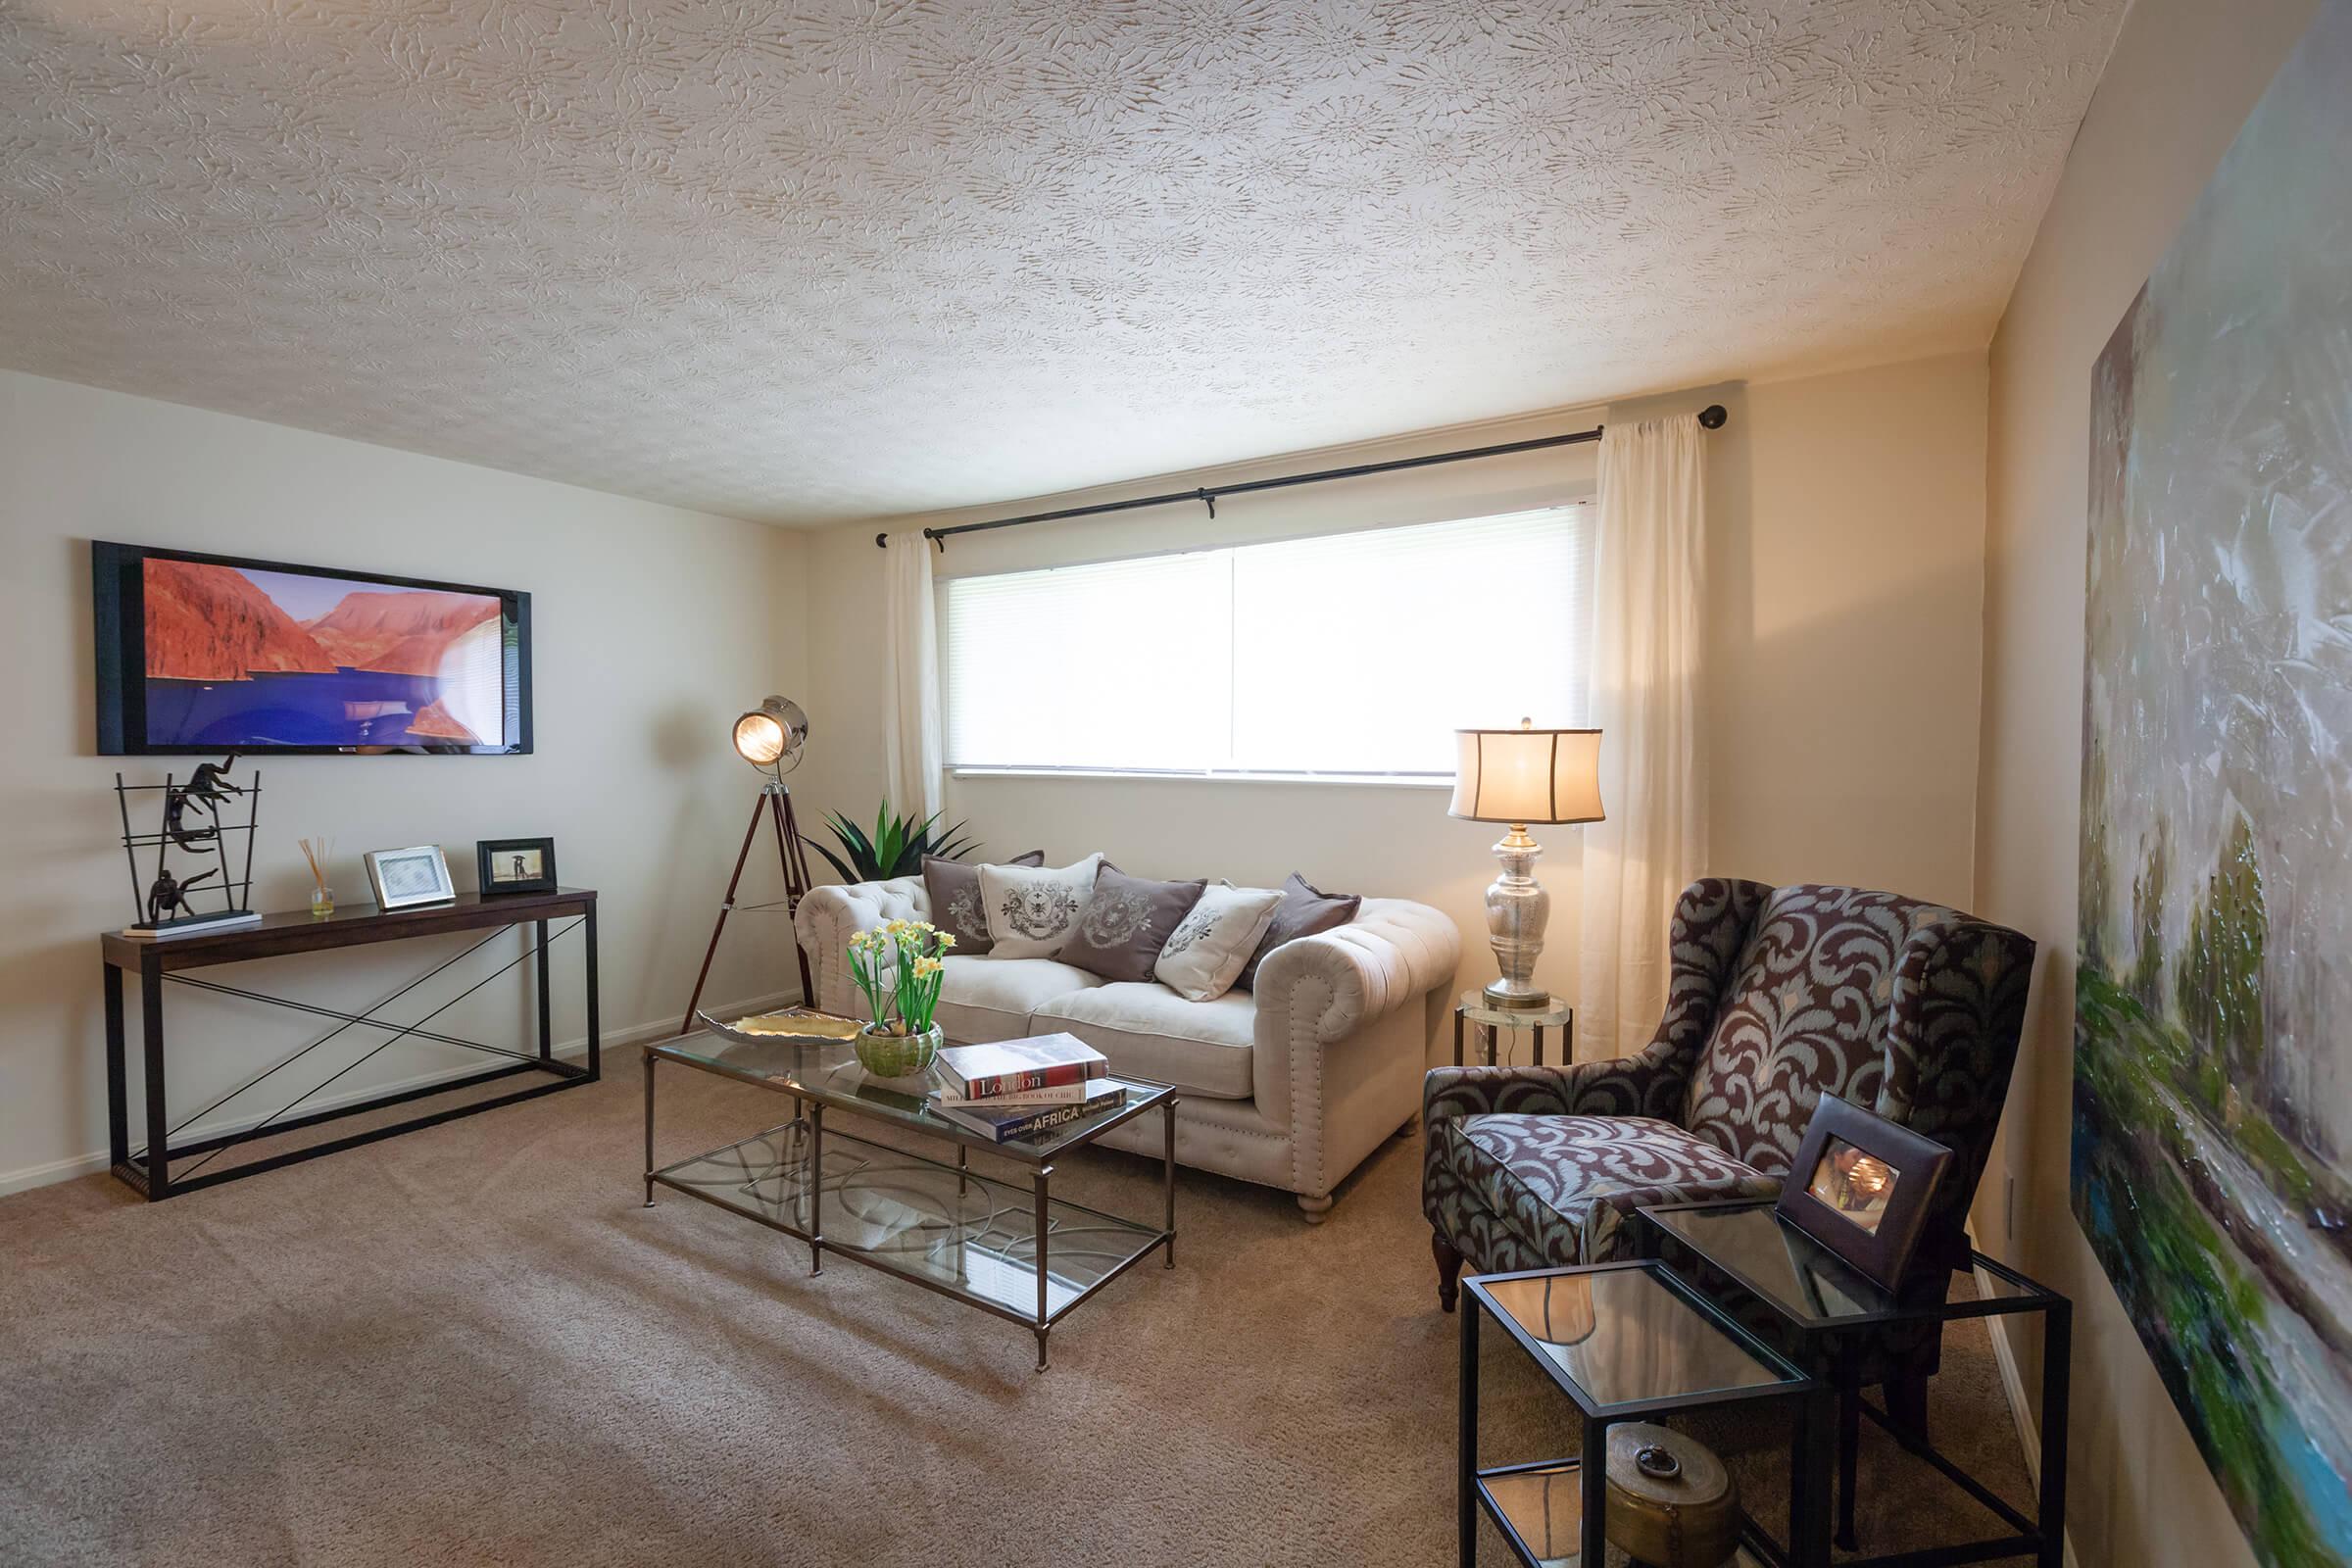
[{"left": 100, "top": 888, "right": 598, "bottom": 1200}]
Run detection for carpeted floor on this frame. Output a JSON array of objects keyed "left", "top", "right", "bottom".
[{"left": 0, "top": 1044, "right": 2035, "bottom": 1566}]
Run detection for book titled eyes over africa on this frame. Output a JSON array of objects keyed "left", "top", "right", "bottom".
[
  {"left": 934, "top": 1034, "right": 1107, "bottom": 1102},
  {"left": 935, "top": 1081, "right": 1126, "bottom": 1144}
]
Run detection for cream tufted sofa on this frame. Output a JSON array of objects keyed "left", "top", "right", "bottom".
[{"left": 794, "top": 874, "right": 1459, "bottom": 1221}]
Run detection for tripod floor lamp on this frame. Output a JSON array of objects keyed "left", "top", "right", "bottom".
[{"left": 678, "top": 696, "right": 816, "bottom": 1035}]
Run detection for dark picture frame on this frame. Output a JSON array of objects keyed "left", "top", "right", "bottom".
[
  {"left": 1775, "top": 1095, "right": 1953, "bottom": 1292},
  {"left": 477, "top": 837, "right": 559, "bottom": 896},
  {"left": 92, "top": 539, "right": 532, "bottom": 756}
]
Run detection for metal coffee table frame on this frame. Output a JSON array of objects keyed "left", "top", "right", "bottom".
[
  {"left": 644, "top": 1037, "right": 1177, "bottom": 1370},
  {"left": 1641, "top": 1198, "right": 2071, "bottom": 1567},
  {"left": 1462, "top": 1260, "right": 1835, "bottom": 1568}
]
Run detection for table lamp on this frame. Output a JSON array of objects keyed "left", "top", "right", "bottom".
[{"left": 1449, "top": 719, "right": 1603, "bottom": 1010}]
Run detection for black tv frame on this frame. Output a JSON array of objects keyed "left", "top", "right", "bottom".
[{"left": 93, "top": 540, "right": 533, "bottom": 756}]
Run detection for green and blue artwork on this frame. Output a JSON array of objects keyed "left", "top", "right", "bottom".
[{"left": 2075, "top": 4, "right": 2352, "bottom": 1564}]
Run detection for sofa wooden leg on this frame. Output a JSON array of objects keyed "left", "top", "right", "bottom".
[
  {"left": 1296, "top": 1193, "right": 1334, "bottom": 1224},
  {"left": 1432, "top": 1232, "right": 1464, "bottom": 1313}
]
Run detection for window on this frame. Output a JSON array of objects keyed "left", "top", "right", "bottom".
[{"left": 941, "top": 504, "right": 1594, "bottom": 778}]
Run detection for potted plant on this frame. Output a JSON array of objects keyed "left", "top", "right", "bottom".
[{"left": 846, "top": 919, "right": 955, "bottom": 1077}]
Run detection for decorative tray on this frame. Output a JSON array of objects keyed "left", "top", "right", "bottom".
[{"left": 695, "top": 1006, "right": 862, "bottom": 1046}]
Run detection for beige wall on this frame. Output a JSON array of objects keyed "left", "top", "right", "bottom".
[
  {"left": 1973, "top": 1, "right": 2322, "bottom": 1564},
  {"left": 796, "top": 351, "right": 1989, "bottom": 1065},
  {"left": 0, "top": 370, "right": 808, "bottom": 1192}
]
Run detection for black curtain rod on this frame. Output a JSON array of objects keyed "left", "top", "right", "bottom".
[{"left": 875, "top": 403, "right": 1728, "bottom": 548}]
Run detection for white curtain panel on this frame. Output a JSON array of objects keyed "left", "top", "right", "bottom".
[
  {"left": 881, "top": 530, "right": 944, "bottom": 822},
  {"left": 1578, "top": 415, "right": 1708, "bottom": 1061}
]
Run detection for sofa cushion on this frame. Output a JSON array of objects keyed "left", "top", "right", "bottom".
[
  {"left": 1154, "top": 883, "right": 1284, "bottom": 1002},
  {"left": 1237, "top": 872, "right": 1361, "bottom": 990},
  {"left": 1446, "top": 1113, "right": 1778, "bottom": 1264},
  {"left": 980, "top": 854, "right": 1108, "bottom": 960},
  {"left": 1058, "top": 865, "right": 1207, "bottom": 983},
  {"left": 923, "top": 852, "right": 1042, "bottom": 955},
  {"left": 1032, "top": 982, "right": 1255, "bottom": 1100},
  {"left": 935, "top": 955, "right": 1103, "bottom": 1044}
]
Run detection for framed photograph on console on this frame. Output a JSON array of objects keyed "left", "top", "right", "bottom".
[
  {"left": 365, "top": 845, "right": 457, "bottom": 910},
  {"left": 1776, "top": 1095, "right": 1952, "bottom": 1292},
  {"left": 476, "top": 837, "right": 558, "bottom": 896}
]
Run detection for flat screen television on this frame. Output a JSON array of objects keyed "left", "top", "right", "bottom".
[{"left": 93, "top": 541, "right": 531, "bottom": 755}]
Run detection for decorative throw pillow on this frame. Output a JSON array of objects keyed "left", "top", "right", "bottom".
[
  {"left": 924, "top": 852, "right": 1043, "bottom": 956},
  {"left": 980, "top": 854, "right": 1108, "bottom": 960},
  {"left": 1237, "top": 872, "right": 1363, "bottom": 990},
  {"left": 1153, "top": 883, "right": 1285, "bottom": 1002},
  {"left": 1058, "top": 865, "right": 1208, "bottom": 983}
]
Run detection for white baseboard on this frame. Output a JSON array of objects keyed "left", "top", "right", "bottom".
[
  {"left": 1977, "top": 1260, "right": 2082, "bottom": 1568},
  {"left": 0, "top": 986, "right": 802, "bottom": 1199}
]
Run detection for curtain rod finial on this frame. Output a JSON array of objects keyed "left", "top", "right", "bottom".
[
  {"left": 874, "top": 532, "right": 888, "bottom": 549},
  {"left": 1698, "top": 404, "right": 1728, "bottom": 430}
]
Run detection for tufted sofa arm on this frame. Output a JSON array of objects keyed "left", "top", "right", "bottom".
[
  {"left": 1251, "top": 897, "right": 1459, "bottom": 1050},
  {"left": 791, "top": 875, "right": 926, "bottom": 1016}
]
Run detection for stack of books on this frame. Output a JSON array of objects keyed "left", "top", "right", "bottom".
[{"left": 934, "top": 1034, "right": 1121, "bottom": 1143}]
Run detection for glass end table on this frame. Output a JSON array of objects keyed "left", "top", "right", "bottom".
[
  {"left": 1453, "top": 990, "right": 1575, "bottom": 1067},
  {"left": 1460, "top": 1260, "right": 1832, "bottom": 1568},
  {"left": 1639, "top": 1199, "right": 2070, "bottom": 1565}
]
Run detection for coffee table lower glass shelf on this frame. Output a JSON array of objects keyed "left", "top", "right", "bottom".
[
  {"left": 650, "top": 1121, "right": 1166, "bottom": 1329},
  {"left": 645, "top": 1027, "right": 1177, "bottom": 1371}
]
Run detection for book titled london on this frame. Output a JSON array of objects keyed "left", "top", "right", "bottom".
[
  {"left": 935, "top": 1034, "right": 1107, "bottom": 1102},
  {"left": 935, "top": 1081, "right": 1126, "bottom": 1144}
]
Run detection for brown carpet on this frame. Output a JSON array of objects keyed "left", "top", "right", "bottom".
[{"left": 0, "top": 1045, "right": 2035, "bottom": 1566}]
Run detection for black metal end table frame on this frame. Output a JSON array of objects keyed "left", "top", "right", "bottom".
[
  {"left": 1641, "top": 1199, "right": 2072, "bottom": 1568},
  {"left": 1461, "top": 1260, "right": 1836, "bottom": 1568},
  {"left": 99, "top": 889, "right": 599, "bottom": 1200},
  {"left": 643, "top": 1041, "right": 1178, "bottom": 1371}
]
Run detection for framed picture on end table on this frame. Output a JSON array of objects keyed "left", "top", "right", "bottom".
[
  {"left": 477, "top": 837, "right": 559, "bottom": 896},
  {"left": 1775, "top": 1095, "right": 1952, "bottom": 1292}
]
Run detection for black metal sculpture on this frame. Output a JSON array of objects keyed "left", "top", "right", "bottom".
[{"left": 115, "top": 758, "right": 262, "bottom": 934}]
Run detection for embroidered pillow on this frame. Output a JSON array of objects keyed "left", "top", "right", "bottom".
[
  {"left": 923, "top": 852, "right": 1043, "bottom": 955},
  {"left": 1153, "top": 883, "right": 1284, "bottom": 1002},
  {"left": 1058, "top": 865, "right": 1208, "bottom": 983},
  {"left": 980, "top": 854, "right": 1108, "bottom": 960},
  {"left": 1237, "top": 872, "right": 1363, "bottom": 990}
]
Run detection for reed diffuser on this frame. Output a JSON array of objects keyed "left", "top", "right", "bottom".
[{"left": 299, "top": 837, "right": 334, "bottom": 917}]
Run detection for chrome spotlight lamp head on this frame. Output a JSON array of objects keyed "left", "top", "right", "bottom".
[{"left": 732, "top": 696, "right": 808, "bottom": 788}]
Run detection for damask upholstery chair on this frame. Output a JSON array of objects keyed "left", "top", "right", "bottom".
[{"left": 1422, "top": 877, "right": 2034, "bottom": 1343}]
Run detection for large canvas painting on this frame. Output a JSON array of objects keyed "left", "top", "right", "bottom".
[{"left": 2074, "top": 3, "right": 2352, "bottom": 1564}]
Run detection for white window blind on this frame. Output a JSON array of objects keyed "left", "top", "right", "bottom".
[{"left": 942, "top": 504, "right": 1593, "bottom": 777}]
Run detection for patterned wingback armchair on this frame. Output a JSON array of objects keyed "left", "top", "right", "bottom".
[{"left": 1423, "top": 879, "right": 2035, "bottom": 1308}]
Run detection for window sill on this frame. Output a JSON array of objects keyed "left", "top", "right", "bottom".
[{"left": 948, "top": 766, "right": 1454, "bottom": 792}]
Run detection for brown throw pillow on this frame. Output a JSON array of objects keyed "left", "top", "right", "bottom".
[
  {"left": 1058, "top": 864, "right": 1208, "bottom": 983},
  {"left": 923, "top": 852, "right": 1043, "bottom": 955},
  {"left": 1237, "top": 872, "right": 1363, "bottom": 990}
]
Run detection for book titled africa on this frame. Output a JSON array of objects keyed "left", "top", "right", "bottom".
[{"left": 935, "top": 1081, "right": 1127, "bottom": 1144}]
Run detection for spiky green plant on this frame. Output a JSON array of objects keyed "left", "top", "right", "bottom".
[{"left": 806, "top": 801, "right": 977, "bottom": 883}]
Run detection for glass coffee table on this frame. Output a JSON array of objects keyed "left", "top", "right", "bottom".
[
  {"left": 1640, "top": 1200, "right": 2070, "bottom": 1566},
  {"left": 1460, "top": 1260, "right": 1833, "bottom": 1567},
  {"left": 644, "top": 1029, "right": 1176, "bottom": 1370}
]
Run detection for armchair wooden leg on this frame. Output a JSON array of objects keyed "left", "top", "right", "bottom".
[{"left": 1433, "top": 1231, "right": 1464, "bottom": 1313}]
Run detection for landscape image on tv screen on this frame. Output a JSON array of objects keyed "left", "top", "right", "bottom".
[{"left": 140, "top": 558, "right": 509, "bottom": 748}]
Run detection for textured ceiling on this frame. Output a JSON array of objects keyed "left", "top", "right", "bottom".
[{"left": 1, "top": 0, "right": 2126, "bottom": 526}]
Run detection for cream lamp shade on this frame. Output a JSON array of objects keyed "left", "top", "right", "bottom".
[{"left": 1448, "top": 724, "right": 1604, "bottom": 825}]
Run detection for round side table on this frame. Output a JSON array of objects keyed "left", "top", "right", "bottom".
[{"left": 1453, "top": 990, "right": 1575, "bottom": 1067}]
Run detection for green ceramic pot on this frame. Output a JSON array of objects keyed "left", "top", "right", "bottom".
[{"left": 856, "top": 1022, "right": 942, "bottom": 1078}]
